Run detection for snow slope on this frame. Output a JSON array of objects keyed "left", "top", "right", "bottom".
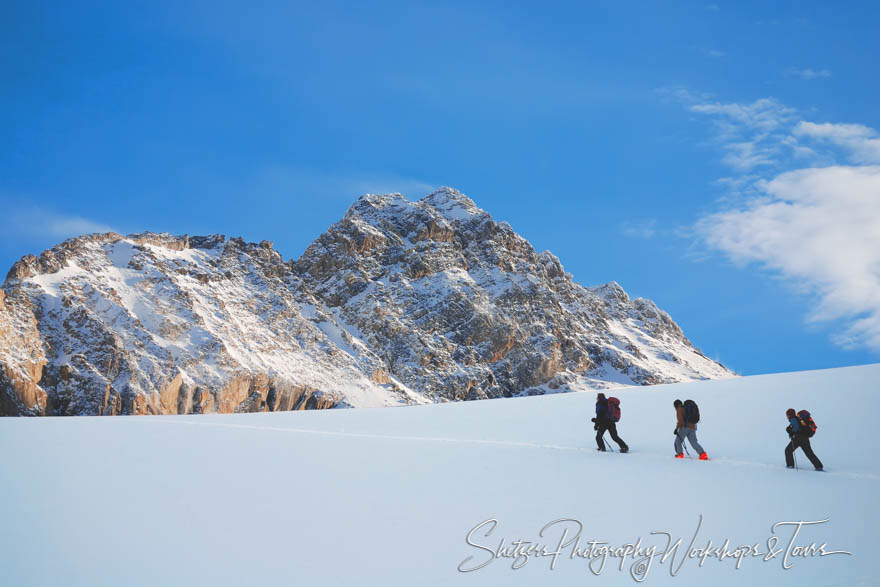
[{"left": 1, "top": 363, "right": 877, "bottom": 586}]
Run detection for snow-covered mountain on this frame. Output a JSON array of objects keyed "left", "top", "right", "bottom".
[
  {"left": 0, "top": 188, "right": 731, "bottom": 416},
  {"left": 0, "top": 364, "right": 875, "bottom": 586}
]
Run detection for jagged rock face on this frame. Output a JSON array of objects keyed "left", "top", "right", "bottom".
[
  {"left": 0, "top": 233, "right": 421, "bottom": 415},
  {"left": 0, "top": 188, "right": 732, "bottom": 416},
  {"left": 296, "top": 188, "right": 731, "bottom": 401},
  {"left": 0, "top": 285, "right": 48, "bottom": 415}
]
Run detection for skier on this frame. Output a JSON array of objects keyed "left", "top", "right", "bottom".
[
  {"left": 592, "top": 392, "right": 628, "bottom": 453},
  {"left": 785, "top": 408, "right": 824, "bottom": 471},
  {"left": 674, "top": 399, "right": 708, "bottom": 460}
]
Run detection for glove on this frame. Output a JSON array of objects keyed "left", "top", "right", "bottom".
[
  {"left": 673, "top": 428, "right": 679, "bottom": 436},
  {"left": 591, "top": 417, "right": 596, "bottom": 423}
]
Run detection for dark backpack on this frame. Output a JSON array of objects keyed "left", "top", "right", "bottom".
[
  {"left": 683, "top": 399, "right": 700, "bottom": 425},
  {"left": 607, "top": 397, "right": 621, "bottom": 422},
  {"left": 797, "top": 410, "right": 817, "bottom": 437}
]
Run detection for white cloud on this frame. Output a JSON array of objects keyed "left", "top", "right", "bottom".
[
  {"left": 686, "top": 98, "right": 798, "bottom": 171},
  {"left": 690, "top": 98, "right": 796, "bottom": 133},
  {"left": 719, "top": 138, "right": 776, "bottom": 170},
  {"left": 786, "top": 67, "right": 832, "bottom": 80},
  {"left": 697, "top": 165, "right": 880, "bottom": 350},
  {"left": 46, "top": 216, "right": 115, "bottom": 237},
  {"left": 683, "top": 93, "right": 880, "bottom": 352},
  {"left": 794, "top": 122, "right": 880, "bottom": 164},
  {"left": 0, "top": 203, "right": 115, "bottom": 240}
]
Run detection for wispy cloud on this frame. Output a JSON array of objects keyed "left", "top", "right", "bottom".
[
  {"left": 785, "top": 67, "right": 832, "bottom": 80},
  {"left": 794, "top": 122, "right": 880, "bottom": 164},
  {"left": 47, "top": 216, "right": 115, "bottom": 237},
  {"left": 656, "top": 86, "right": 713, "bottom": 104},
  {"left": 621, "top": 219, "right": 658, "bottom": 239},
  {"left": 249, "top": 166, "right": 437, "bottom": 201},
  {"left": 685, "top": 97, "right": 798, "bottom": 170},
  {"left": 677, "top": 91, "right": 880, "bottom": 352},
  {"left": 0, "top": 202, "right": 115, "bottom": 240},
  {"left": 689, "top": 98, "right": 796, "bottom": 133},
  {"left": 690, "top": 46, "right": 727, "bottom": 59}
]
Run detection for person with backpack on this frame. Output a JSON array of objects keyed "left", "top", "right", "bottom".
[
  {"left": 785, "top": 408, "right": 824, "bottom": 471},
  {"left": 674, "top": 399, "right": 708, "bottom": 460},
  {"left": 591, "top": 392, "right": 628, "bottom": 453}
]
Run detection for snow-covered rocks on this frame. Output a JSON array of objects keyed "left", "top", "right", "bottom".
[
  {"left": 298, "top": 187, "right": 732, "bottom": 401},
  {"left": 0, "top": 188, "right": 732, "bottom": 415}
]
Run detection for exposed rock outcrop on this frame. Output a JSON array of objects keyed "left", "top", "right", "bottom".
[{"left": 296, "top": 188, "right": 731, "bottom": 401}]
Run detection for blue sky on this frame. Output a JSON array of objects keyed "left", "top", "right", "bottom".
[{"left": 2, "top": 0, "right": 879, "bottom": 375}]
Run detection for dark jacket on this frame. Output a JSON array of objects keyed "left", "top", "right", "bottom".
[
  {"left": 675, "top": 405, "right": 696, "bottom": 431},
  {"left": 595, "top": 397, "right": 609, "bottom": 423}
]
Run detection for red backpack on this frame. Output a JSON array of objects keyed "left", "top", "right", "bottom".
[
  {"left": 607, "top": 397, "right": 621, "bottom": 422},
  {"left": 797, "top": 410, "right": 817, "bottom": 437}
]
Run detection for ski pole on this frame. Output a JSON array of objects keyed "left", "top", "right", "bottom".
[{"left": 603, "top": 432, "right": 615, "bottom": 452}]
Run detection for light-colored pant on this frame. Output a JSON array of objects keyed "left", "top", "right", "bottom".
[{"left": 675, "top": 427, "right": 704, "bottom": 455}]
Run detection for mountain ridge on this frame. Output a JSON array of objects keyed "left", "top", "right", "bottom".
[{"left": 0, "top": 188, "right": 732, "bottom": 415}]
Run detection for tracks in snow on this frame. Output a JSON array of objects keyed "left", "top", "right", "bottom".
[{"left": 140, "top": 416, "right": 880, "bottom": 482}]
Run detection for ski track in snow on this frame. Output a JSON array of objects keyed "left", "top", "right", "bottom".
[{"left": 139, "top": 416, "right": 880, "bottom": 482}]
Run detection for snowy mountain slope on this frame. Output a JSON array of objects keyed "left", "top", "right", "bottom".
[
  {"left": 1, "top": 363, "right": 876, "bottom": 586},
  {"left": 0, "top": 188, "right": 731, "bottom": 416},
  {"left": 296, "top": 188, "right": 731, "bottom": 400},
  {"left": 0, "top": 233, "right": 422, "bottom": 415}
]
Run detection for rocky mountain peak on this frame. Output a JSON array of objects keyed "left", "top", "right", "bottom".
[
  {"left": 419, "top": 187, "right": 485, "bottom": 221},
  {"left": 297, "top": 190, "right": 732, "bottom": 402}
]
